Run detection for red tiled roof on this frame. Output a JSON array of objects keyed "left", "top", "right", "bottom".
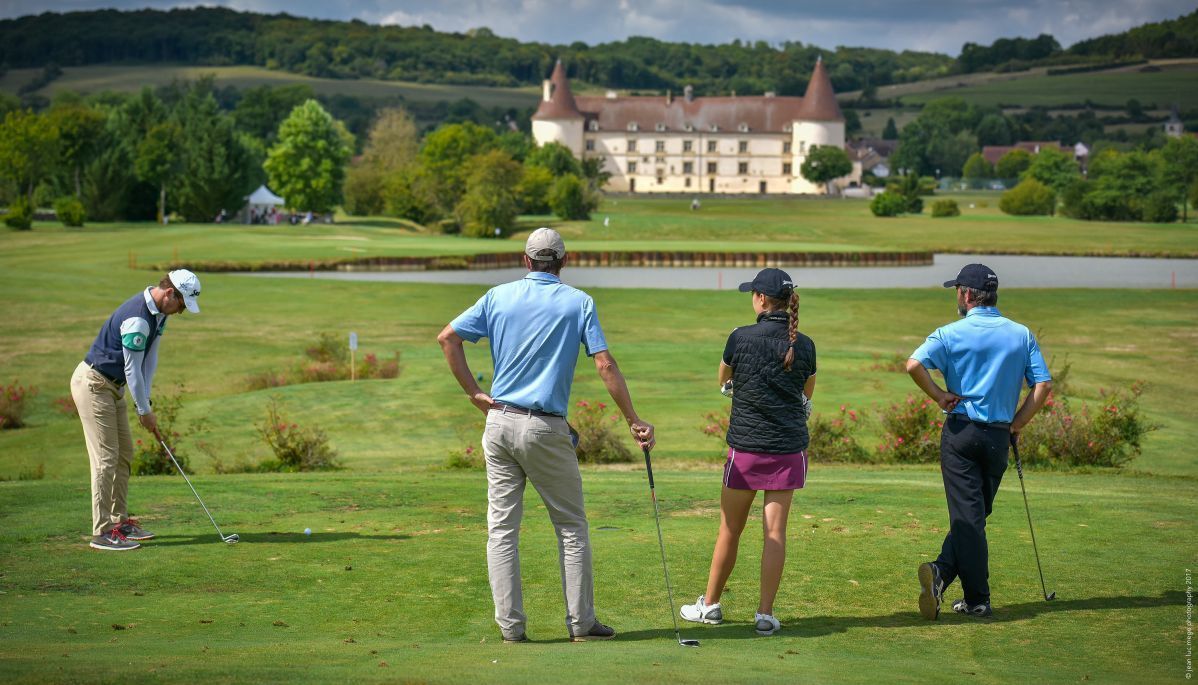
[
  {"left": 981, "top": 141, "right": 1063, "bottom": 166},
  {"left": 545, "top": 60, "right": 841, "bottom": 133},
  {"left": 532, "top": 60, "right": 583, "bottom": 120}
]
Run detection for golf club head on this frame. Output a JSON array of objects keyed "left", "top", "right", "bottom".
[
  {"left": 223, "top": 534, "right": 240, "bottom": 544},
  {"left": 678, "top": 639, "right": 700, "bottom": 647},
  {"left": 1045, "top": 591, "right": 1056, "bottom": 601}
]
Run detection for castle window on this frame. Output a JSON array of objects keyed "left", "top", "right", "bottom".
[
  {"left": 628, "top": 139, "right": 638, "bottom": 152},
  {"left": 683, "top": 140, "right": 693, "bottom": 152},
  {"left": 585, "top": 139, "right": 595, "bottom": 151},
  {"left": 588, "top": 120, "right": 599, "bottom": 131},
  {"left": 710, "top": 124, "right": 719, "bottom": 132},
  {"left": 783, "top": 124, "right": 792, "bottom": 133},
  {"left": 738, "top": 140, "right": 748, "bottom": 153},
  {"left": 683, "top": 161, "right": 694, "bottom": 174},
  {"left": 627, "top": 122, "right": 639, "bottom": 131},
  {"left": 628, "top": 161, "right": 637, "bottom": 173},
  {"left": 655, "top": 140, "right": 665, "bottom": 153},
  {"left": 783, "top": 141, "right": 792, "bottom": 153},
  {"left": 783, "top": 162, "right": 792, "bottom": 175},
  {"left": 707, "top": 140, "right": 717, "bottom": 153},
  {"left": 684, "top": 123, "right": 694, "bottom": 132},
  {"left": 738, "top": 162, "right": 749, "bottom": 175},
  {"left": 707, "top": 161, "right": 717, "bottom": 174},
  {"left": 738, "top": 123, "right": 749, "bottom": 132},
  {"left": 800, "top": 141, "right": 806, "bottom": 154},
  {"left": 685, "top": 177, "right": 692, "bottom": 187},
  {"left": 655, "top": 123, "right": 667, "bottom": 132}
]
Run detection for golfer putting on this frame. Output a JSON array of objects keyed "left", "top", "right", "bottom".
[
  {"left": 437, "top": 227, "right": 655, "bottom": 644},
  {"left": 70, "top": 270, "right": 201, "bottom": 551},
  {"left": 907, "top": 264, "right": 1052, "bottom": 619},
  {"left": 680, "top": 268, "right": 816, "bottom": 637}
]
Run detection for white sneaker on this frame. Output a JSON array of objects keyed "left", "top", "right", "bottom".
[
  {"left": 680, "top": 595, "right": 723, "bottom": 624},
  {"left": 754, "top": 612, "right": 781, "bottom": 636}
]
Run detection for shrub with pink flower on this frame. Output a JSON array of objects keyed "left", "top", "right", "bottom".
[
  {"left": 877, "top": 395, "right": 943, "bottom": 463},
  {"left": 0, "top": 380, "right": 38, "bottom": 430},
  {"left": 1017, "top": 382, "right": 1156, "bottom": 468},
  {"left": 808, "top": 405, "right": 870, "bottom": 462},
  {"left": 572, "top": 399, "right": 633, "bottom": 464},
  {"left": 256, "top": 398, "right": 340, "bottom": 472}
]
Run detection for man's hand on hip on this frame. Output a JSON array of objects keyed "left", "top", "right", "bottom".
[
  {"left": 138, "top": 412, "right": 159, "bottom": 436},
  {"left": 470, "top": 391, "right": 495, "bottom": 415},
  {"left": 936, "top": 390, "right": 962, "bottom": 412},
  {"left": 629, "top": 419, "right": 655, "bottom": 449}
]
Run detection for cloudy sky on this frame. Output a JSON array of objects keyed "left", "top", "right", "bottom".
[{"left": 2, "top": 0, "right": 1193, "bottom": 55}]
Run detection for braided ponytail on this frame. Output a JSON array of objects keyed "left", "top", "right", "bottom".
[{"left": 783, "top": 290, "right": 799, "bottom": 371}]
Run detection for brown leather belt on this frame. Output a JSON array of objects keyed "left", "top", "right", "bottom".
[
  {"left": 490, "top": 402, "right": 563, "bottom": 418},
  {"left": 88, "top": 364, "right": 126, "bottom": 387}
]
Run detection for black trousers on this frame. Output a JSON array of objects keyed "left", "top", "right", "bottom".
[{"left": 934, "top": 414, "right": 1009, "bottom": 606}]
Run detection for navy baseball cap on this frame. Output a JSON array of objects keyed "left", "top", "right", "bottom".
[
  {"left": 739, "top": 268, "right": 794, "bottom": 299},
  {"left": 943, "top": 263, "right": 998, "bottom": 291}
]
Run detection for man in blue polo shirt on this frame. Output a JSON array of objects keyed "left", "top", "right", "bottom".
[
  {"left": 906, "top": 263, "right": 1052, "bottom": 619},
  {"left": 70, "top": 270, "right": 201, "bottom": 551},
  {"left": 438, "top": 227, "right": 655, "bottom": 644}
]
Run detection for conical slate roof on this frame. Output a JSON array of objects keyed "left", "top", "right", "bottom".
[
  {"left": 532, "top": 60, "right": 583, "bottom": 120},
  {"left": 796, "top": 58, "right": 843, "bottom": 122}
]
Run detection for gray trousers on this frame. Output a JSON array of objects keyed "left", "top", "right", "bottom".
[{"left": 482, "top": 407, "right": 596, "bottom": 639}]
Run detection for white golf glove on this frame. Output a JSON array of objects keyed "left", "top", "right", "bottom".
[
  {"left": 720, "top": 380, "right": 734, "bottom": 398},
  {"left": 799, "top": 393, "right": 812, "bottom": 422}
]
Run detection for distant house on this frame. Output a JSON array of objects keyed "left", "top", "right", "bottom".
[
  {"left": 981, "top": 141, "right": 1063, "bottom": 167},
  {"left": 1165, "top": 107, "right": 1184, "bottom": 138},
  {"left": 845, "top": 138, "right": 894, "bottom": 185},
  {"left": 531, "top": 58, "right": 848, "bottom": 194}
]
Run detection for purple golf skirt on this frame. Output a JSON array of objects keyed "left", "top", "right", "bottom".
[{"left": 723, "top": 447, "right": 808, "bottom": 491}]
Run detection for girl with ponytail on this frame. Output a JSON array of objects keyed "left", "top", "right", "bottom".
[{"left": 681, "top": 268, "right": 817, "bottom": 637}]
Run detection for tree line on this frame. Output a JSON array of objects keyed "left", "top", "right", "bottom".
[{"left": 3, "top": 8, "right": 1195, "bottom": 96}]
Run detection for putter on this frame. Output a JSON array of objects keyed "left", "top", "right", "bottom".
[
  {"left": 642, "top": 445, "right": 700, "bottom": 648},
  {"left": 158, "top": 437, "right": 239, "bottom": 544},
  {"left": 1011, "top": 434, "right": 1054, "bottom": 601}
]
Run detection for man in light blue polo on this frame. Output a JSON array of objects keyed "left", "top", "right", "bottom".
[
  {"left": 438, "top": 227, "right": 655, "bottom": 644},
  {"left": 906, "top": 263, "right": 1052, "bottom": 619}
]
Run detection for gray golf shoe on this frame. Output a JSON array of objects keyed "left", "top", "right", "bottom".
[
  {"left": 90, "top": 528, "right": 140, "bottom": 551},
  {"left": 918, "top": 562, "right": 945, "bottom": 620},
  {"left": 118, "top": 518, "right": 154, "bottom": 541},
  {"left": 570, "top": 621, "right": 616, "bottom": 642},
  {"left": 680, "top": 595, "right": 723, "bottom": 625}
]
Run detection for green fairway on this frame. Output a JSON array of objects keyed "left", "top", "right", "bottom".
[
  {"left": 1, "top": 199, "right": 1195, "bottom": 682},
  {"left": 0, "top": 469, "right": 1190, "bottom": 683},
  {"left": 0, "top": 64, "right": 541, "bottom": 110}
]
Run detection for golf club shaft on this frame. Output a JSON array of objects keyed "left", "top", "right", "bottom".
[
  {"left": 159, "top": 438, "right": 228, "bottom": 539},
  {"left": 643, "top": 446, "right": 684, "bottom": 640},
  {"left": 1012, "top": 439, "right": 1051, "bottom": 599}
]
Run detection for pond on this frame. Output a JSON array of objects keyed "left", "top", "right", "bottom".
[{"left": 243, "top": 254, "right": 1198, "bottom": 290}]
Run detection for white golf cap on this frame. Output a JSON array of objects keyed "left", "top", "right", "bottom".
[
  {"left": 168, "top": 269, "right": 201, "bottom": 313},
  {"left": 525, "top": 227, "right": 566, "bottom": 261}
]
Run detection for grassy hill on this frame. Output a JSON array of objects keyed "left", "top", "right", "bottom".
[{"left": 0, "top": 64, "right": 541, "bottom": 110}]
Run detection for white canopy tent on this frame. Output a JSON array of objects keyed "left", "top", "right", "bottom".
[{"left": 243, "top": 185, "right": 286, "bottom": 224}]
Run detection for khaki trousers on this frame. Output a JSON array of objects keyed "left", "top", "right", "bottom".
[
  {"left": 482, "top": 408, "right": 596, "bottom": 639},
  {"left": 70, "top": 361, "right": 133, "bottom": 536}
]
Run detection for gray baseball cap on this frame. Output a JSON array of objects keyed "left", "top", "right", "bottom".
[{"left": 525, "top": 227, "right": 566, "bottom": 261}]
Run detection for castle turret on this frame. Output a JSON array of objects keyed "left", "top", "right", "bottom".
[
  {"left": 532, "top": 60, "right": 585, "bottom": 156},
  {"left": 792, "top": 57, "right": 846, "bottom": 194}
]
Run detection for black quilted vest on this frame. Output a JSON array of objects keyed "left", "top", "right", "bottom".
[{"left": 725, "top": 311, "right": 817, "bottom": 454}]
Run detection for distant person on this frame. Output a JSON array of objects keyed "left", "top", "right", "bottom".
[
  {"left": 70, "top": 271, "right": 202, "bottom": 551},
  {"left": 908, "top": 264, "right": 1052, "bottom": 619},
  {"left": 691, "top": 198, "right": 701, "bottom": 211},
  {"left": 438, "top": 227, "right": 655, "bottom": 643},
  {"left": 680, "top": 268, "right": 816, "bottom": 636}
]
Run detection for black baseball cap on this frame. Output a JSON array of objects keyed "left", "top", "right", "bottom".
[
  {"left": 943, "top": 263, "right": 999, "bottom": 291},
  {"left": 739, "top": 268, "right": 794, "bottom": 299}
]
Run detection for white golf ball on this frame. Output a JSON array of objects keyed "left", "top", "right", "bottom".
[{"left": 303, "top": 527, "right": 311, "bottom": 535}]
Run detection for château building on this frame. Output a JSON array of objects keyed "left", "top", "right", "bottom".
[{"left": 531, "top": 59, "right": 846, "bottom": 195}]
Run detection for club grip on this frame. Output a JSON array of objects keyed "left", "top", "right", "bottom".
[{"left": 643, "top": 445, "right": 655, "bottom": 490}]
